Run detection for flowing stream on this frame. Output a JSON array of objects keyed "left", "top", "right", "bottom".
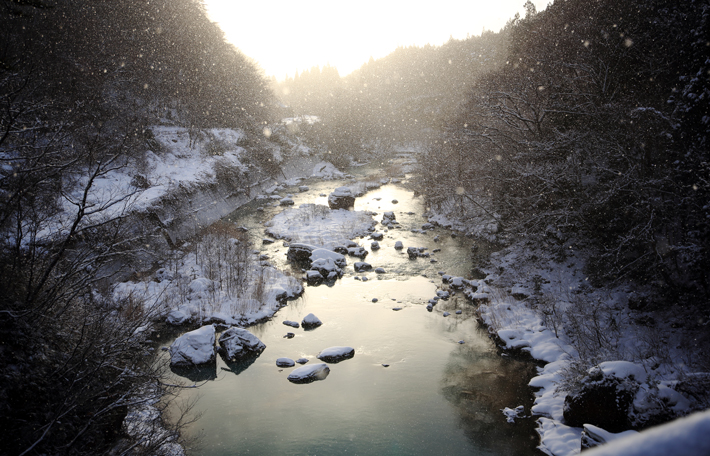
[{"left": 161, "top": 166, "right": 541, "bottom": 455}]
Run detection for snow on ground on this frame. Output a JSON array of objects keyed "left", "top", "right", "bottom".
[
  {"left": 427, "top": 193, "right": 709, "bottom": 455},
  {"left": 583, "top": 409, "right": 710, "bottom": 456},
  {"left": 264, "top": 203, "right": 376, "bottom": 250},
  {"left": 113, "top": 246, "right": 303, "bottom": 327},
  {"left": 471, "top": 240, "right": 710, "bottom": 455},
  {"left": 35, "top": 126, "right": 253, "bottom": 242},
  {"left": 311, "top": 161, "right": 345, "bottom": 179}
]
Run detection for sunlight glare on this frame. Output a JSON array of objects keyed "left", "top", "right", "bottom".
[{"left": 204, "top": 0, "right": 547, "bottom": 80}]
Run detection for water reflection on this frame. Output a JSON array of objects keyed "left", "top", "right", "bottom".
[
  {"left": 170, "top": 363, "right": 217, "bottom": 383},
  {"left": 218, "top": 353, "right": 260, "bottom": 376},
  {"left": 441, "top": 329, "right": 541, "bottom": 455},
  {"left": 165, "top": 170, "right": 541, "bottom": 455}
]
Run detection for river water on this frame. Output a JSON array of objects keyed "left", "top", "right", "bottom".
[{"left": 162, "top": 167, "right": 541, "bottom": 455}]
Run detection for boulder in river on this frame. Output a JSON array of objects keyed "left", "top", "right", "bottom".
[
  {"left": 354, "top": 262, "right": 372, "bottom": 272},
  {"left": 317, "top": 346, "right": 355, "bottom": 363},
  {"left": 306, "top": 270, "right": 324, "bottom": 285},
  {"left": 283, "top": 320, "right": 300, "bottom": 328},
  {"left": 328, "top": 186, "right": 355, "bottom": 209},
  {"left": 563, "top": 370, "right": 638, "bottom": 432},
  {"left": 169, "top": 325, "right": 216, "bottom": 367},
  {"left": 218, "top": 327, "right": 266, "bottom": 361},
  {"left": 382, "top": 212, "right": 397, "bottom": 227},
  {"left": 394, "top": 240, "right": 404, "bottom": 250},
  {"left": 280, "top": 197, "right": 295, "bottom": 206},
  {"left": 276, "top": 357, "right": 295, "bottom": 367},
  {"left": 287, "top": 243, "right": 318, "bottom": 263},
  {"left": 287, "top": 363, "right": 330, "bottom": 384},
  {"left": 371, "top": 241, "right": 380, "bottom": 250},
  {"left": 310, "top": 248, "right": 347, "bottom": 268},
  {"left": 302, "top": 313, "right": 323, "bottom": 329},
  {"left": 347, "top": 246, "right": 368, "bottom": 258}
]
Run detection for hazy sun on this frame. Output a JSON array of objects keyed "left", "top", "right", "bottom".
[{"left": 203, "top": 0, "right": 546, "bottom": 80}]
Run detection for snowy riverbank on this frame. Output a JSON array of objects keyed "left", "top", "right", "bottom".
[{"left": 427, "top": 203, "right": 710, "bottom": 455}]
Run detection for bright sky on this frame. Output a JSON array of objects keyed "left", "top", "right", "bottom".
[{"left": 204, "top": 0, "right": 547, "bottom": 80}]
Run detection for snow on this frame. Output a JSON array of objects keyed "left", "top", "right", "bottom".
[
  {"left": 287, "top": 363, "right": 330, "bottom": 383},
  {"left": 169, "top": 325, "right": 216, "bottom": 367},
  {"left": 114, "top": 248, "right": 303, "bottom": 327},
  {"left": 265, "top": 203, "right": 376, "bottom": 250},
  {"left": 502, "top": 405, "right": 526, "bottom": 423},
  {"left": 276, "top": 358, "right": 295, "bottom": 367},
  {"left": 317, "top": 346, "right": 355, "bottom": 362},
  {"left": 310, "top": 248, "right": 347, "bottom": 267},
  {"left": 301, "top": 313, "right": 322, "bottom": 328},
  {"left": 218, "top": 327, "right": 265, "bottom": 360},
  {"left": 582, "top": 409, "right": 710, "bottom": 456},
  {"left": 312, "top": 161, "right": 345, "bottom": 179}
]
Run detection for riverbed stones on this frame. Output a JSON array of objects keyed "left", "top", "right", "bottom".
[
  {"left": 328, "top": 186, "right": 355, "bottom": 209},
  {"left": 306, "top": 270, "right": 324, "bottom": 285},
  {"left": 394, "top": 241, "right": 404, "bottom": 250},
  {"left": 169, "top": 325, "right": 216, "bottom": 367},
  {"left": 296, "top": 358, "right": 309, "bottom": 365},
  {"left": 287, "top": 363, "right": 330, "bottom": 384},
  {"left": 301, "top": 313, "right": 322, "bottom": 329},
  {"left": 287, "top": 243, "right": 318, "bottom": 262},
  {"left": 347, "top": 246, "right": 368, "bottom": 258},
  {"left": 563, "top": 373, "right": 637, "bottom": 432},
  {"left": 279, "top": 197, "right": 294, "bottom": 206},
  {"left": 371, "top": 241, "right": 380, "bottom": 250},
  {"left": 218, "top": 327, "right": 266, "bottom": 361},
  {"left": 375, "top": 267, "right": 386, "bottom": 274},
  {"left": 354, "top": 262, "right": 372, "bottom": 272},
  {"left": 276, "top": 357, "right": 295, "bottom": 367},
  {"left": 370, "top": 232, "right": 384, "bottom": 240},
  {"left": 283, "top": 320, "right": 300, "bottom": 328},
  {"left": 317, "top": 346, "right": 355, "bottom": 363},
  {"left": 166, "top": 309, "right": 190, "bottom": 325}
]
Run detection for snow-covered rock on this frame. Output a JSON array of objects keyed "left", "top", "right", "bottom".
[
  {"left": 283, "top": 320, "right": 299, "bottom": 328},
  {"left": 354, "top": 262, "right": 372, "bottom": 272},
  {"left": 218, "top": 327, "right": 266, "bottom": 361},
  {"left": 310, "top": 248, "right": 347, "bottom": 268},
  {"left": 502, "top": 405, "right": 526, "bottom": 423},
  {"left": 328, "top": 186, "right": 355, "bottom": 209},
  {"left": 169, "top": 325, "right": 216, "bottom": 367},
  {"left": 287, "top": 243, "right": 318, "bottom": 262},
  {"left": 394, "top": 241, "right": 404, "bottom": 250},
  {"left": 581, "top": 424, "right": 639, "bottom": 450},
  {"left": 301, "top": 313, "right": 322, "bottom": 329},
  {"left": 287, "top": 363, "right": 330, "bottom": 384},
  {"left": 280, "top": 197, "right": 295, "bottom": 206},
  {"left": 306, "top": 270, "right": 324, "bottom": 285},
  {"left": 374, "top": 267, "right": 386, "bottom": 274},
  {"left": 276, "top": 357, "right": 295, "bottom": 367},
  {"left": 317, "top": 346, "right": 355, "bottom": 363},
  {"left": 371, "top": 241, "right": 380, "bottom": 250},
  {"left": 347, "top": 246, "right": 368, "bottom": 258},
  {"left": 166, "top": 309, "right": 190, "bottom": 325},
  {"left": 312, "top": 161, "right": 344, "bottom": 180}
]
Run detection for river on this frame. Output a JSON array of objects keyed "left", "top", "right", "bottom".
[{"left": 160, "top": 165, "right": 542, "bottom": 455}]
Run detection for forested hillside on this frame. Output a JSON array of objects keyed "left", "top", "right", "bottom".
[
  {"left": 0, "top": 1, "right": 275, "bottom": 454},
  {"left": 276, "top": 30, "right": 508, "bottom": 165},
  {"left": 420, "top": 0, "right": 709, "bottom": 302}
]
